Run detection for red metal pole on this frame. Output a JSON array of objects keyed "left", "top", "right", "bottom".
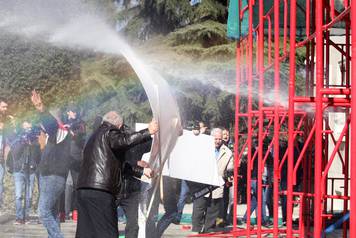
[
  {"left": 314, "top": 0, "right": 324, "bottom": 237},
  {"left": 257, "top": 1, "right": 264, "bottom": 236},
  {"left": 349, "top": 0, "right": 356, "bottom": 237},
  {"left": 343, "top": 13, "right": 350, "bottom": 238},
  {"left": 246, "top": 1, "right": 254, "bottom": 236},
  {"left": 232, "top": 40, "right": 240, "bottom": 234},
  {"left": 287, "top": 0, "right": 297, "bottom": 237}
]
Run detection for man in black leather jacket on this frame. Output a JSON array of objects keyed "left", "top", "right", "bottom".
[{"left": 76, "top": 111, "right": 158, "bottom": 238}]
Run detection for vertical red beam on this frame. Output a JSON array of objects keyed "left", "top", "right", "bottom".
[
  {"left": 349, "top": 0, "right": 356, "bottom": 236},
  {"left": 232, "top": 40, "right": 240, "bottom": 233},
  {"left": 343, "top": 14, "right": 350, "bottom": 238},
  {"left": 306, "top": 0, "right": 310, "bottom": 37},
  {"left": 246, "top": 1, "right": 254, "bottom": 236},
  {"left": 283, "top": 0, "right": 288, "bottom": 56},
  {"left": 314, "top": 0, "right": 324, "bottom": 237},
  {"left": 257, "top": 0, "right": 264, "bottom": 237},
  {"left": 273, "top": 0, "right": 280, "bottom": 237},
  {"left": 287, "top": 0, "right": 297, "bottom": 236},
  {"left": 324, "top": 1, "right": 330, "bottom": 226},
  {"left": 267, "top": 16, "right": 272, "bottom": 65}
]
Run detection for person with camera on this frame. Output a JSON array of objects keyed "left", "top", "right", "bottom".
[{"left": 7, "top": 121, "right": 41, "bottom": 224}]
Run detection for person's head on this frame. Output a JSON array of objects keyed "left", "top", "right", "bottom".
[
  {"left": 222, "top": 129, "right": 230, "bottom": 143},
  {"left": 190, "top": 122, "right": 200, "bottom": 136},
  {"left": 22, "top": 121, "right": 32, "bottom": 131},
  {"left": 66, "top": 104, "right": 80, "bottom": 120},
  {"left": 0, "top": 99, "right": 8, "bottom": 115},
  {"left": 211, "top": 128, "right": 223, "bottom": 149},
  {"left": 102, "top": 111, "right": 123, "bottom": 129},
  {"left": 92, "top": 115, "right": 103, "bottom": 131}
]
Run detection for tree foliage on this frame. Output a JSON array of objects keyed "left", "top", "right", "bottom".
[{"left": 0, "top": 34, "right": 81, "bottom": 117}]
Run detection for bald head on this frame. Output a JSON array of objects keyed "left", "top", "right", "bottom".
[
  {"left": 102, "top": 111, "right": 123, "bottom": 128},
  {"left": 211, "top": 128, "right": 223, "bottom": 149}
]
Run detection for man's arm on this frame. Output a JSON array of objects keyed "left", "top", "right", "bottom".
[
  {"left": 108, "top": 119, "right": 158, "bottom": 150},
  {"left": 108, "top": 129, "right": 152, "bottom": 150},
  {"left": 31, "top": 90, "right": 58, "bottom": 137}
]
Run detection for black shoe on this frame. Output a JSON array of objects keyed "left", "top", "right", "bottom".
[
  {"left": 262, "top": 221, "right": 273, "bottom": 227},
  {"left": 237, "top": 219, "right": 246, "bottom": 227},
  {"left": 172, "top": 218, "right": 180, "bottom": 225}
]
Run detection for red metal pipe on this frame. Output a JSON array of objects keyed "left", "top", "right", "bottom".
[
  {"left": 350, "top": 0, "right": 356, "bottom": 237},
  {"left": 287, "top": 0, "right": 299, "bottom": 235},
  {"left": 343, "top": 14, "right": 351, "bottom": 238},
  {"left": 320, "top": 119, "right": 350, "bottom": 197},
  {"left": 330, "top": 0, "right": 335, "bottom": 19},
  {"left": 314, "top": 0, "right": 324, "bottom": 237},
  {"left": 246, "top": 1, "right": 254, "bottom": 235},
  {"left": 283, "top": 0, "right": 288, "bottom": 56},
  {"left": 293, "top": 124, "right": 315, "bottom": 184},
  {"left": 267, "top": 15, "right": 272, "bottom": 65},
  {"left": 294, "top": 96, "right": 350, "bottom": 103},
  {"left": 306, "top": 0, "right": 310, "bottom": 37},
  {"left": 257, "top": 1, "right": 264, "bottom": 236},
  {"left": 323, "top": 7, "right": 350, "bottom": 30},
  {"left": 232, "top": 40, "right": 240, "bottom": 233}
]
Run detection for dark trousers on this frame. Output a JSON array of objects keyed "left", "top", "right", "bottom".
[
  {"left": 221, "top": 186, "right": 230, "bottom": 221},
  {"left": 192, "top": 196, "right": 223, "bottom": 233},
  {"left": 145, "top": 176, "right": 179, "bottom": 238},
  {"left": 118, "top": 191, "right": 140, "bottom": 238},
  {"left": 157, "top": 176, "right": 179, "bottom": 237},
  {"left": 281, "top": 181, "right": 287, "bottom": 222},
  {"left": 76, "top": 189, "right": 118, "bottom": 238}
]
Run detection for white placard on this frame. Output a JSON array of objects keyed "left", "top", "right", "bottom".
[{"left": 168, "top": 130, "right": 224, "bottom": 186}]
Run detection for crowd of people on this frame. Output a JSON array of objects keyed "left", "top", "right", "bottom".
[{"left": 0, "top": 91, "right": 252, "bottom": 238}]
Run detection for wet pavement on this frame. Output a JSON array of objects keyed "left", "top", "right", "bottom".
[
  {"left": 0, "top": 213, "right": 193, "bottom": 238},
  {"left": 0, "top": 204, "right": 348, "bottom": 237}
]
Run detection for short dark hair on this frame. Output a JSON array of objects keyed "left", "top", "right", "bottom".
[{"left": 0, "top": 97, "right": 7, "bottom": 103}]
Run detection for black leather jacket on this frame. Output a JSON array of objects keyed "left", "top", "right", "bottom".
[{"left": 77, "top": 122, "right": 151, "bottom": 195}]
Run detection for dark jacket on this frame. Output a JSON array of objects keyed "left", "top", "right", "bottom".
[
  {"left": 118, "top": 135, "right": 152, "bottom": 199},
  {"left": 0, "top": 119, "right": 16, "bottom": 165},
  {"left": 77, "top": 121, "right": 151, "bottom": 196},
  {"left": 65, "top": 118, "right": 86, "bottom": 172},
  {"left": 38, "top": 111, "right": 72, "bottom": 178},
  {"left": 6, "top": 136, "right": 41, "bottom": 174}
]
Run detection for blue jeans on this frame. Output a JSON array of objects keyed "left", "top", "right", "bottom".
[
  {"left": 243, "top": 180, "right": 268, "bottom": 223},
  {"left": 0, "top": 164, "right": 4, "bottom": 207},
  {"left": 176, "top": 180, "right": 189, "bottom": 221},
  {"left": 38, "top": 175, "right": 66, "bottom": 238},
  {"left": 13, "top": 172, "right": 35, "bottom": 220}
]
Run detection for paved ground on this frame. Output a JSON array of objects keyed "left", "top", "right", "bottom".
[
  {"left": 0, "top": 204, "right": 348, "bottom": 237},
  {"left": 0, "top": 214, "right": 193, "bottom": 238}
]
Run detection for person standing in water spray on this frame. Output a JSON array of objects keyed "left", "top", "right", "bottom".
[
  {"left": 0, "top": 99, "right": 8, "bottom": 211},
  {"left": 31, "top": 90, "right": 78, "bottom": 238},
  {"left": 75, "top": 111, "right": 158, "bottom": 238}
]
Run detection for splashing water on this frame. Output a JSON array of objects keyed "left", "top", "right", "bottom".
[{"left": 0, "top": 0, "right": 181, "bottom": 183}]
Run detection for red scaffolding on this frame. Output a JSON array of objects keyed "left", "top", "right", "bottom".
[{"left": 190, "top": 0, "right": 354, "bottom": 237}]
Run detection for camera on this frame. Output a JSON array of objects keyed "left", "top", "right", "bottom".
[
  {"left": 224, "top": 169, "right": 234, "bottom": 180},
  {"left": 19, "top": 126, "right": 41, "bottom": 144}
]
